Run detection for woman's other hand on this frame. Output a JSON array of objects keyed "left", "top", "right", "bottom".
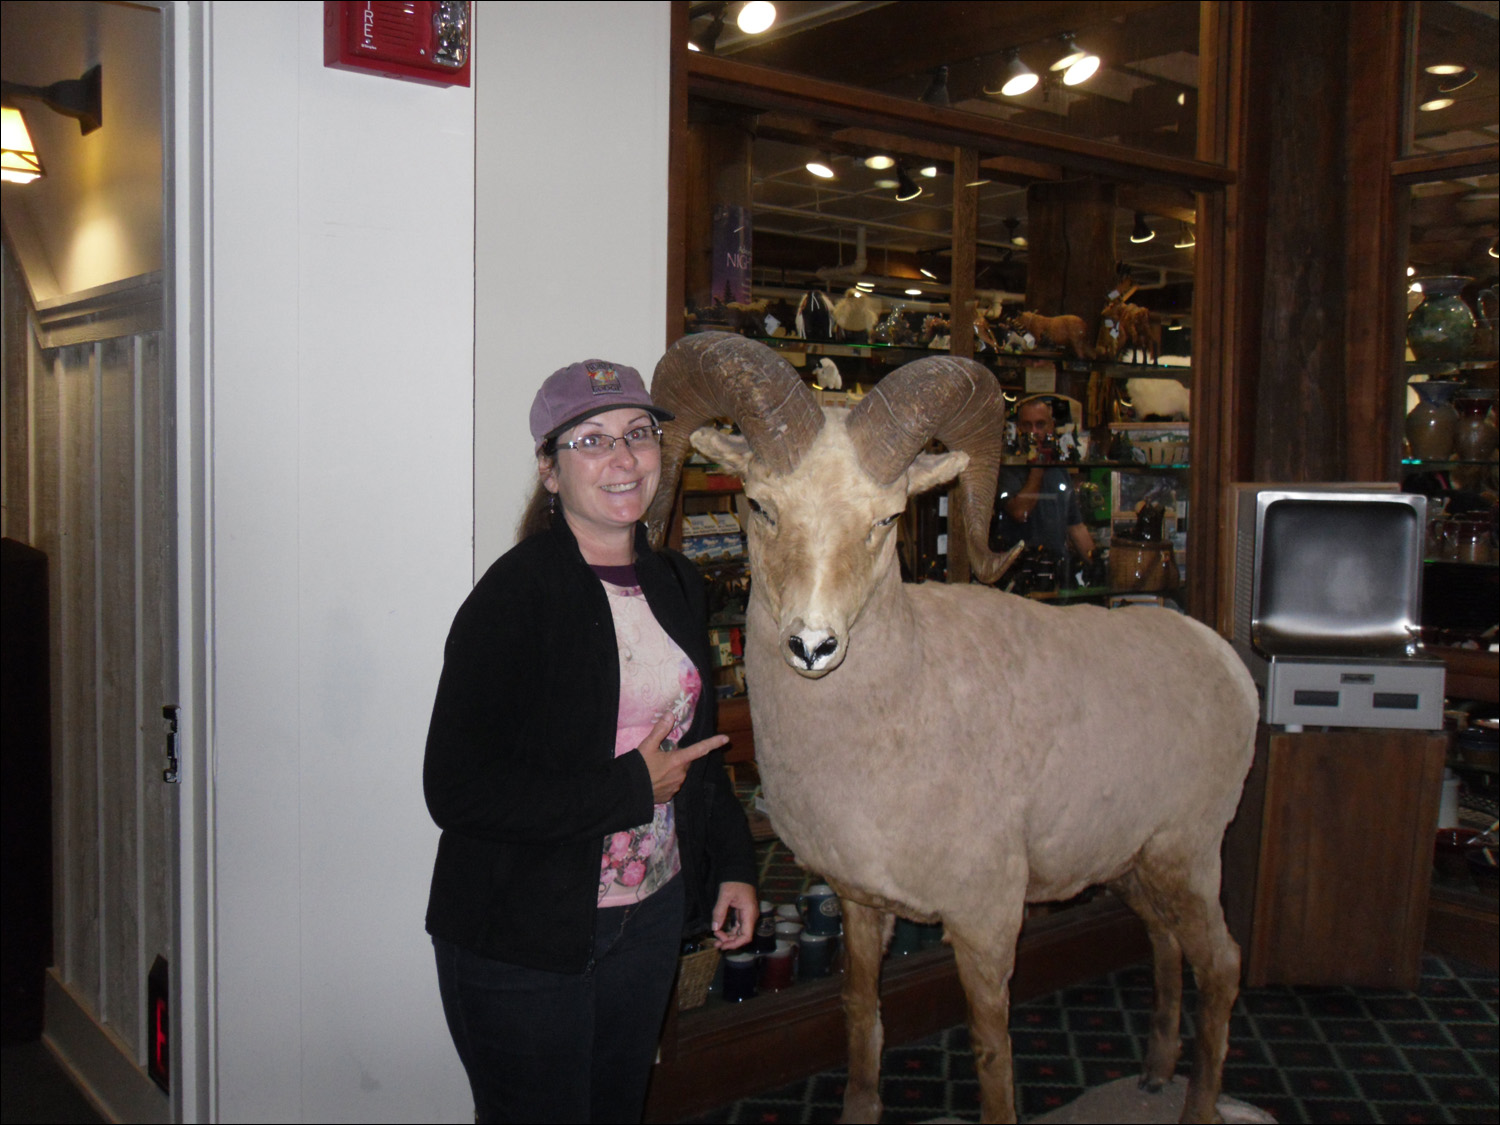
[
  {"left": 637, "top": 711, "right": 728, "bottom": 805},
  {"left": 711, "top": 881, "right": 758, "bottom": 950}
]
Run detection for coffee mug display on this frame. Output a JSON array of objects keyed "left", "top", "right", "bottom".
[
  {"left": 759, "top": 942, "right": 797, "bottom": 991},
  {"left": 798, "top": 931, "right": 837, "bottom": 978},
  {"left": 799, "top": 883, "right": 842, "bottom": 936},
  {"left": 722, "top": 952, "right": 758, "bottom": 1002}
]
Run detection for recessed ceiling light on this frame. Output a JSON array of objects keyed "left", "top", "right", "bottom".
[
  {"left": 920, "top": 165, "right": 938, "bottom": 178},
  {"left": 737, "top": 2, "right": 777, "bottom": 35},
  {"left": 1425, "top": 63, "right": 1465, "bottom": 75},
  {"left": 905, "top": 288, "right": 923, "bottom": 296},
  {"left": 864, "top": 154, "right": 895, "bottom": 170},
  {"left": 1419, "top": 97, "right": 1455, "bottom": 111},
  {"left": 873, "top": 177, "right": 898, "bottom": 189},
  {"left": 920, "top": 267, "right": 938, "bottom": 280},
  {"left": 1012, "top": 236, "right": 1028, "bottom": 248},
  {"left": 806, "top": 158, "right": 835, "bottom": 178},
  {"left": 1407, "top": 266, "right": 1415, "bottom": 277}
]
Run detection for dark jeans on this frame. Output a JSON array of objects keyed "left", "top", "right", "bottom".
[{"left": 433, "top": 875, "right": 685, "bottom": 1124}]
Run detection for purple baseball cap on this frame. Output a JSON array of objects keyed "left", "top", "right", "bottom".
[{"left": 529, "top": 359, "right": 674, "bottom": 451}]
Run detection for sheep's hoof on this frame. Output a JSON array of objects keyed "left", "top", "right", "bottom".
[{"left": 1139, "top": 1075, "right": 1167, "bottom": 1093}]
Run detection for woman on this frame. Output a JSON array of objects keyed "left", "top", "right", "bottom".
[{"left": 424, "top": 359, "right": 758, "bottom": 1124}]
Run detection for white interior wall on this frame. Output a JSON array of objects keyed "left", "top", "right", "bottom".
[
  {"left": 205, "top": 4, "right": 474, "bottom": 1121},
  {"left": 473, "top": 2, "right": 671, "bottom": 574}
]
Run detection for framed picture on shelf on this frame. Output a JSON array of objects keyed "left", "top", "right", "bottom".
[{"left": 1111, "top": 471, "right": 1179, "bottom": 534}]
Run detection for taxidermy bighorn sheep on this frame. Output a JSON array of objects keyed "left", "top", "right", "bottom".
[{"left": 645, "top": 333, "right": 1258, "bottom": 1124}]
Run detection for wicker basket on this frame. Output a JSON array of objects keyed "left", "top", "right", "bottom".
[{"left": 676, "top": 946, "right": 721, "bottom": 1010}]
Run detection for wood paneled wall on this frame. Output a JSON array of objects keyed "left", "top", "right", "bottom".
[{"left": 1, "top": 238, "right": 174, "bottom": 1068}]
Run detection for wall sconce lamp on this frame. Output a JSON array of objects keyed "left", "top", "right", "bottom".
[
  {"left": 2, "top": 64, "right": 102, "bottom": 134},
  {"left": 1130, "top": 212, "right": 1156, "bottom": 244},
  {"left": 1, "top": 65, "right": 102, "bottom": 185},
  {"left": 1, "top": 105, "right": 42, "bottom": 184}
]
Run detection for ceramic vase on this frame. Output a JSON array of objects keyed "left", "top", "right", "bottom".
[
  {"left": 1405, "top": 380, "right": 1463, "bottom": 461},
  {"left": 1453, "top": 396, "right": 1498, "bottom": 462},
  {"left": 1407, "top": 276, "right": 1477, "bottom": 363}
]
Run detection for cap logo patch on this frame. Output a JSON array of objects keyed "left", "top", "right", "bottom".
[{"left": 585, "top": 361, "right": 622, "bottom": 395}]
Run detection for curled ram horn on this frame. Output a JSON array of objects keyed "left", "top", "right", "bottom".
[
  {"left": 845, "top": 355, "right": 1013, "bottom": 584},
  {"left": 645, "top": 332, "right": 825, "bottom": 548}
]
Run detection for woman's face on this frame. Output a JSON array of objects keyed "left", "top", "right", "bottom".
[{"left": 541, "top": 407, "right": 662, "bottom": 544}]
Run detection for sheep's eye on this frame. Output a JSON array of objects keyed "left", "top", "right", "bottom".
[
  {"left": 876, "top": 513, "right": 901, "bottom": 528},
  {"left": 746, "top": 497, "right": 776, "bottom": 526}
]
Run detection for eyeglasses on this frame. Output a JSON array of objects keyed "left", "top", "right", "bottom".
[{"left": 554, "top": 425, "right": 663, "bottom": 457}]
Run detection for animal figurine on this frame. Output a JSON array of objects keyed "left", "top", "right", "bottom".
[
  {"left": 1101, "top": 296, "right": 1162, "bottom": 364},
  {"left": 647, "top": 333, "right": 1257, "bottom": 1125},
  {"left": 833, "top": 288, "right": 882, "bottom": 336},
  {"left": 1014, "top": 310, "right": 1094, "bottom": 359},
  {"left": 1126, "top": 377, "right": 1191, "bottom": 421},
  {"left": 795, "top": 290, "right": 841, "bottom": 342}
]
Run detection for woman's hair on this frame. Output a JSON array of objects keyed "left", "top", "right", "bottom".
[{"left": 516, "top": 443, "right": 558, "bottom": 543}]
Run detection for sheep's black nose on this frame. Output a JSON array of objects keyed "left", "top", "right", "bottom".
[{"left": 788, "top": 635, "right": 838, "bottom": 669}]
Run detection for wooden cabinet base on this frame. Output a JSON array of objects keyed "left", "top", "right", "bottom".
[
  {"left": 1223, "top": 727, "right": 1447, "bottom": 991},
  {"left": 644, "top": 895, "right": 1147, "bottom": 1123},
  {"left": 1426, "top": 884, "right": 1500, "bottom": 971}
]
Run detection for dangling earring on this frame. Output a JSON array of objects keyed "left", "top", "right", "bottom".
[{"left": 549, "top": 494, "right": 557, "bottom": 514}]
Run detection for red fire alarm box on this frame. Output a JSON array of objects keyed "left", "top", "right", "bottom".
[{"left": 324, "top": 2, "right": 471, "bottom": 87}]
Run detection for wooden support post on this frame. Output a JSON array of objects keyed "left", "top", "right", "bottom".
[
  {"left": 949, "top": 147, "right": 978, "bottom": 362},
  {"left": 1024, "top": 178, "right": 1117, "bottom": 339}
]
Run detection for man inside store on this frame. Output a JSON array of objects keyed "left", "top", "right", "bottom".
[{"left": 993, "top": 395, "right": 1098, "bottom": 566}]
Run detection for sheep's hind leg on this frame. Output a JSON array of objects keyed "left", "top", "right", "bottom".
[
  {"left": 832, "top": 893, "right": 895, "bottom": 1124},
  {"left": 948, "top": 904, "right": 1026, "bottom": 1124},
  {"left": 1109, "top": 870, "right": 1184, "bottom": 1091},
  {"left": 1133, "top": 857, "right": 1242, "bottom": 1125}
]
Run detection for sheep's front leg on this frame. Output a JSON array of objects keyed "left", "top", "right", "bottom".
[
  {"left": 949, "top": 904, "right": 1026, "bottom": 1124},
  {"left": 834, "top": 895, "right": 894, "bottom": 1124}
]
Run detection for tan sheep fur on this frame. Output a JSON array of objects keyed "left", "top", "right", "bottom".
[{"left": 649, "top": 334, "right": 1258, "bottom": 1125}]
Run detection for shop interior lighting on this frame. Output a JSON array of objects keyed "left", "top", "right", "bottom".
[
  {"left": 905, "top": 288, "right": 923, "bottom": 296},
  {"left": 1407, "top": 266, "right": 1416, "bottom": 276},
  {"left": 1490, "top": 239, "right": 1498, "bottom": 259},
  {"left": 1130, "top": 212, "right": 1156, "bottom": 244},
  {"left": 1424, "top": 63, "right": 1467, "bottom": 75},
  {"left": 920, "top": 164, "right": 938, "bottom": 178},
  {"left": 1050, "top": 34, "right": 1100, "bottom": 86},
  {"left": 1173, "top": 223, "right": 1196, "bottom": 249},
  {"left": 873, "top": 177, "right": 899, "bottom": 189},
  {"left": 855, "top": 280, "right": 876, "bottom": 291},
  {"left": 1002, "top": 217, "right": 1027, "bottom": 248},
  {"left": 919, "top": 65, "right": 951, "bottom": 107},
  {"left": 736, "top": 1, "right": 776, "bottom": 35},
  {"left": 1, "top": 105, "right": 43, "bottom": 184},
  {"left": 1437, "top": 68, "right": 1478, "bottom": 92},
  {"left": 919, "top": 266, "right": 938, "bottom": 280},
  {"left": 1419, "top": 96, "right": 1455, "bottom": 111},
  {"left": 688, "top": 6, "right": 726, "bottom": 53},
  {"left": 988, "top": 50, "right": 1039, "bottom": 97},
  {"left": 805, "top": 153, "right": 835, "bottom": 179},
  {"left": 864, "top": 154, "right": 895, "bottom": 170},
  {"left": 1050, "top": 34, "right": 1086, "bottom": 71},
  {"left": 894, "top": 164, "right": 923, "bottom": 202}
]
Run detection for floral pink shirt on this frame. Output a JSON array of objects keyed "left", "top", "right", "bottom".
[{"left": 597, "top": 572, "right": 699, "bottom": 906}]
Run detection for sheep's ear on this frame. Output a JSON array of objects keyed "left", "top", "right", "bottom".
[
  {"left": 906, "top": 450, "right": 968, "bottom": 496},
  {"left": 690, "top": 427, "right": 753, "bottom": 475}
]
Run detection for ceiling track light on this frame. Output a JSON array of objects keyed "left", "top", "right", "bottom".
[
  {"left": 864, "top": 153, "right": 895, "bottom": 170},
  {"left": 919, "top": 65, "right": 951, "bottom": 107},
  {"left": 805, "top": 152, "right": 836, "bottom": 179},
  {"left": 1437, "top": 67, "right": 1478, "bottom": 93},
  {"left": 736, "top": 2, "right": 777, "bottom": 35},
  {"left": 688, "top": 6, "right": 727, "bottom": 53},
  {"left": 1130, "top": 212, "right": 1155, "bottom": 244},
  {"left": 1173, "top": 222, "right": 1196, "bottom": 249},
  {"left": 894, "top": 164, "right": 923, "bottom": 202},
  {"left": 1049, "top": 33, "right": 1100, "bottom": 86},
  {"left": 1002, "top": 217, "right": 1027, "bottom": 248},
  {"left": 986, "top": 50, "right": 1038, "bottom": 98}
]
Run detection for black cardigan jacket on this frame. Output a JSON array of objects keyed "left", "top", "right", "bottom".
[{"left": 423, "top": 518, "right": 757, "bottom": 972}]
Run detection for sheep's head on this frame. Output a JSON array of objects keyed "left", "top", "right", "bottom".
[{"left": 646, "top": 333, "right": 1010, "bottom": 679}]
